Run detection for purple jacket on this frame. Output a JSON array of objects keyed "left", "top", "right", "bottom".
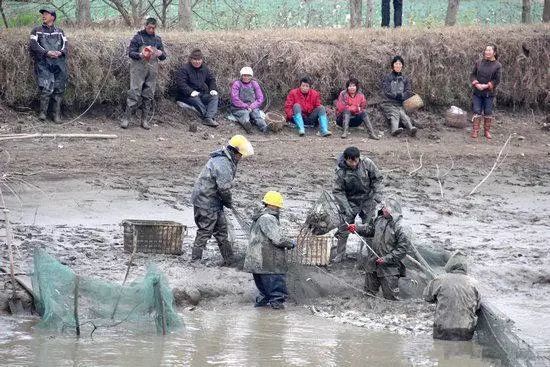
[{"left": 230, "top": 80, "right": 264, "bottom": 110}]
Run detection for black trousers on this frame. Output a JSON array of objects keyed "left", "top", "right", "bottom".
[
  {"left": 381, "top": 0, "right": 403, "bottom": 27},
  {"left": 253, "top": 274, "right": 288, "bottom": 306}
]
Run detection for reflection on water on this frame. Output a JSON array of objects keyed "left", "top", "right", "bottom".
[{"left": 0, "top": 308, "right": 502, "bottom": 367}]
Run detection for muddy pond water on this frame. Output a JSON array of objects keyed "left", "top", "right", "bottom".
[{"left": 0, "top": 308, "right": 502, "bottom": 367}]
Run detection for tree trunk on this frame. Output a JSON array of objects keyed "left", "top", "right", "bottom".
[
  {"left": 178, "top": 0, "right": 193, "bottom": 31},
  {"left": 522, "top": 0, "right": 532, "bottom": 23},
  {"left": 365, "top": 0, "right": 374, "bottom": 28},
  {"left": 0, "top": 0, "right": 8, "bottom": 29},
  {"left": 76, "top": 0, "right": 92, "bottom": 25},
  {"left": 349, "top": 0, "right": 362, "bottom": 28},
  {"left": 544, "top": 0, "right": 550, "bottom": 22},
  {"left": 444, "top": 0, "right": 460, "bottom": 26}
]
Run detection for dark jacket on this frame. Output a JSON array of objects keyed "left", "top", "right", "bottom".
[
  {"left": 244, "top": 207, "right": 294, "bottom": 274},
  {"left": 175, "top": 62, "right": 218, "bottom": 100},
  {"left": 356, "top": 199, "right": 410, "bottom": 276},
  {"left": 29, "top": 24, "right": 68, "bottom": 61},
  {"left": 470, "top": 59, "right": 502, "bottom": 97},
  {"left": 381, "top": 71, "right": 413, "bottom": 105},
  {"left": 191, "top": 148, "right": 238, "bottom": 211},
  {"left": 128, "top": 30, "right": 166, "bottom": 61},
  {"left": 333, "top": 154, "right": 383, "bottom": 216}
]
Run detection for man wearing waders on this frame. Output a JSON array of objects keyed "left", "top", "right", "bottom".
[
  {"left": 346, "top": 198, "right": 410, "bottom": 300},
  {"left": 423, "top": 251, "right": 481, "bottom": 340},
  {"left": 190, "top": 135, "right": 254, "bottom": 265},
  {"left": 29, "top": 9, "right": 68, "bottom": 124},
  {"left": 121, "top": 18, "right": 167, "bottom": 130},
  {"left": 332, "top": 146, "right": 383, "bottom": 263}
]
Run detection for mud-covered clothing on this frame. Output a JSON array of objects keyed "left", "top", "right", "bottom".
[
  {"left": 380, "top": 103, "right": 414, "bottom": 132},
  {"left": 230, "top": 80, "right": 264, "bottom": 110},
  {"left": 365, "top": 271, "right": 399, "bottom": 300},
  {"left": 333, "top": 155, "right": 384, "bottom": 218},
  {"left": 29, "top": 24, "right": 68, "bottom": 95},
  {"left": 284, "top": 88, "right": 322, "bottom": 120},
  {"left": 381, "top": 71, "right": 412, "bottom": 106},
  {"left": 423, "top": 253, "right": 481, "bottom": 341},
  {"left": 335, "top": 90, "right": 367, "bottom": 116},
  {"left": 182, "top": 94, "right": 218, "bottom": 119},
  {"left": 244, "top": 207, "right": 294, "bottom": 274},
  {"left": 253, "top": 274, "right": 288, "bottom": 307},
  {"left": 192, "top": 207, "right": 233, "bottom": 260},
  {"left": 175, "top": 63, "right": 218, "bottom": 100},
  {"left": 128, "top": 30, "right": 166, "bottom": 61},
  {"left": 470, "top": 59, "right": 502, "bottom": 98},
  {"left": 191, "top": 148, "right": 238, "bottom": 211},
  {"left": 336, "top": 111, "right": 368, "bottom": 128}
]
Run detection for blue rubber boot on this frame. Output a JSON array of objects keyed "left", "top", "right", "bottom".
[
  {"left": 293, "top": 113, "right": 306, "bottom": 136},
  {"left": 318, "top": 113, "right": 332, "bottom": 137}
]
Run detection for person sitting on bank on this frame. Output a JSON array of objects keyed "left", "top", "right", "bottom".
[
  {"left": 230, "top": 66, "right": 267, "bottom": 134},
  {"left": 175, "top": 49, "right": 219, "bottom": 127},
  {"left": 423, "top": 251, "right": 482, "bottom": 341},
  {"left": 380, "top": 56, "right": 418, "bottom": 137},
  {"left": 284, "top": 77, "right": 332, "bottom": 137},
  {"left": 121, "top": 17, "right": 167, "bottom": 130},
  {"left": 244, "top": 191, "right": 295, "bottom": 310},
  {"left": 335, "top": 78, "right": 380, "bottom": 140}
]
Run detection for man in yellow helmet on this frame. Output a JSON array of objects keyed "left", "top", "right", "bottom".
[
  {"left": 190, "top": 135, "right": 254, "bottom": 265},
  {"left": 244, "top": 191, "right": 295, "bottom": 309}
]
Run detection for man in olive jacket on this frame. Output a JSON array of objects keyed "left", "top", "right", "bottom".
[
  {"left": 332, "top": 146, "right": 383, "bottom": 263},
  {"left": 347, "top": 197, "right": 410, "bottom": 300},
  {"left": 244, "top": 191, "right": 295, "bottom": 309}
]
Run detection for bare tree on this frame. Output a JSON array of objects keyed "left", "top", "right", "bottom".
[
  {"left": 178, "top": 0, "right": 193, "bottom": 30},
  {"left": 76, "top": 0, "right": 92, "bottom": 24},
  {"left": 101, "top": 0, "right": 152, "bottom": 26},
  {"left": 0, "top": 0, "right": 8, "bottom": 29},
  {"left": 544, "top": 0, "right": 550, "bottom": 22},
  {"left": 148, "top": 0, "right": 174, "bottom": 27},
  {"left": 365, "top": 0, "right": 374, "bottom": 28},
  {"left": 522, "top": 0, "right": 532, "bottom": 23},
  {"left": 445, "top": 0, "right": 460, "bottom": 26},
  {"left": 349, "top": 0, "right": 362, "bottom": 28}
]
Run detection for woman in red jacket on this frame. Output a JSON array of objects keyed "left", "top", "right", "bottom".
[
  {"left": 336, "top": 78, "right": 380, "bottom": 139},
  {"left": 284, "top": 77, "right": 332, "bottom": 137}
]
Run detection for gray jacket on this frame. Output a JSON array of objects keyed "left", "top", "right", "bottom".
[
  {"left": 381, "top": 71, "right": 413, "bottom": 106},
  {"left": 191, "top": 148, "right": 238, "bottom": 211},
  {"left": 423, "top": 252, "right": 481, "bottom": 335},
  {"left": 356, "top": 199, "right": 410, "bottom": 276},
  {"left": 333, "top": 154, "right": 383, "bottom": 217},
  {"left": 244, "top": 207, "right": 294, "bottom": 274}
]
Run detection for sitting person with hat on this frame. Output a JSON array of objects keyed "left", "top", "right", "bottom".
[{"left": 230, "top": 67, "right": 268, "bottom": 134}]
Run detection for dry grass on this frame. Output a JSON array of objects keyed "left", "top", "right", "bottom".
[{"left": 0, "top": 25, "right": 548, "bottom": 111}]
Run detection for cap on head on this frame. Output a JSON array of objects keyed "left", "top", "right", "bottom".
[
  {"left": 263, "top": 191, "right": 284, "bottom": 208},
  {"left": 39, "top": 9, "right": 57, "bottom": 19},
  {"left": 228, "top": 134, "right": 254, "bottom": 158},
  {"left": 240, "top": 66, "right": 253, "bottom": 77}
]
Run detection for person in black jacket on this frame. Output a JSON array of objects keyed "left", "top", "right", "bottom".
[
  {"left": 175, "top": 49, "right": 219, "bottom": 127},
  {"left": 29, "top": 9, "right": 68, "bottom": 124},
  {"left": 121, "top": 18, "right": 167, "bottom": 130}
]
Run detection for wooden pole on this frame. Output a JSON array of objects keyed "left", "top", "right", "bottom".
[
  {"left": 110, "top": 230, "right": 138, "bottom": 319},
  {"left": 0, "top": 133, "right": 118, "bottom": 141},
  {"left": 74, "top": 275, "right": 81, "bottom": 337}
]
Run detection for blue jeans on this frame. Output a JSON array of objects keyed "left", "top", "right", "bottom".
[
  {"left": 253, "top": 274, "right": 288, "bottom": 306},
  {"left": 292, "top": 104, "right": 326, "bottom": 126},
  {"left": 472, "top": 94, "right": 494, "bottom": 116}
]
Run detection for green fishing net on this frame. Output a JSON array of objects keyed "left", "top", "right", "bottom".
[{"left": 31, "top": 249, "right": 182, "bottom": 335}]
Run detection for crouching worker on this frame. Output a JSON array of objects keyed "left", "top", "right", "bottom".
[
  {"left": 423, "top": 251, "right": 481, "bottom": 341},
  {"left": 346, "top": 198, "right": 410, "bottom": 300},
  {"left": 244, "top": 191, "right": 296, "bottom": 309},
  {"left": 230, "top": 67, "right": 267, "bottom": 134},
  {"left": 190, "top": 135, "right": 254, "bottom": 266}
]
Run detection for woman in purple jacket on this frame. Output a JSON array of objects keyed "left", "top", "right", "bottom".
[{"left": 230, "top": 67, "right": 267, "bottom": 134}]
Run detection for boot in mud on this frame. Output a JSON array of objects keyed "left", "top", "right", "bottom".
[
  {"left": 141, "top": 100, "right": 152, "bottom": 130},
  {"left": 364, "top": 116, "right": 380, "bottom": 140},
  {"left": 390, "top": 118, "right": 403, "bottom": 136},
  {"left": 219, "top": 243, "right": 234, "bottom": 266},
  {"left": 471, "top": 115, "right": 482, "bottom": 138},
  {"left": 341, "top": 114, "right": 350, "bottom": 139},
  {"left": 191, "top": 246, "right": 203, "bottom": 261},
  {"left": 38, "top": 93, "right": 50, "bottom": 121},
  {"left": 120, "top": 106, "right": 133, "bottom": 129},
  {"left": 330, "top": 235, "right": 348, "bottom": 264},
  {"left": 483, "top": 116, "right": 493, "bottom": 139},
  {"left": 51, "top": 94, "right": 63, "bottom": 124}
]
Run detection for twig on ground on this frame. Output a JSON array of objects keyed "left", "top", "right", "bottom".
[
  {"left": 0, "top": 133, "right": 118, "bottom": 141},
  {"left": 409, "top": 153, "right": 424, "bottom": 176},
  {"left": 468, "top": 133, "right": 513, "bottom": 196}
]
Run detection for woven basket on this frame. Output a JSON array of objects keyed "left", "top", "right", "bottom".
[
  {"left": 122, "top": 220, "right": 186, "bottom": 255},
  {"left": 290, "top": 232, "right": 334, "bottom": 266},
  {"left": 265, "top": 112, "right": 286, "bottom": 132},
  {"left": 403, "top": 94, "right": 424, "bottom": 112},
  {"left": 445, "top": 110, "right": 468, "bottom": 128}
]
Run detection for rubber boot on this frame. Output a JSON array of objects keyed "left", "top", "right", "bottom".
[
  {"left": 141, "top": 100, "right": 152, "bottom": 130},
  {"left": 330, "top": 235, "right": 348, "bottom": 263},
  {"left": 120, "top": 106, "right": 132, "bottom": 129},
  {"left": 219, "top": 243, "right": 234, "bottom": 266},
  {"left": 341, "top": 114, "right": 350, "bottom": 139},
  {"left": 51, "top": 94, "right": 62, "bottom": 124},
  {"left": 364, "top": 115, "right": 380, "bottom": 140},
  {"left": 318, "top": 113, "right": 332, "bottom": 137},
  {"left": 191, "top": 246, "right": 203, "bottom": 261},
  {"left": 293, "top": 113, "right": 305, "bottom": 136},
  {"left": 471, "top": 115, "right": 481, "bottom": 138},
  {"left": 38, "top": 94, "right": 50, "bottom": 121},
  {"left": 483, "top": 117, "right": 493, "bottom": 139},
  {"left": 390, "top": 118, "right": 403, "bottom": 136}
]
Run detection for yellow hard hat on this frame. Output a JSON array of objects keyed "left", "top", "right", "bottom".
[
  {"left": 262, "top": 191, "right": 284, "bottom": 208},
  {"left": 228, "top": 134, "right": 254, "bottom": 158}
]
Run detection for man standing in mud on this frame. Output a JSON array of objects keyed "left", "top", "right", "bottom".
[
  {"left": 190, "top": 135, "right": 254, "bottom": 265},
  {"left": 423, "top": 251, "right": 481, "bottom": 340},
  {"left": 29, "top": 8, "right": 68, "bottom": 124},
  {"left": 120, "top": 17, "right": 167, "bottom": 130},
  {"left": 332, "top": 146, "right": 383, "bottom": 263},
  {"left": 346, "top": 197, "right": 410, "bottom": 300}
]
